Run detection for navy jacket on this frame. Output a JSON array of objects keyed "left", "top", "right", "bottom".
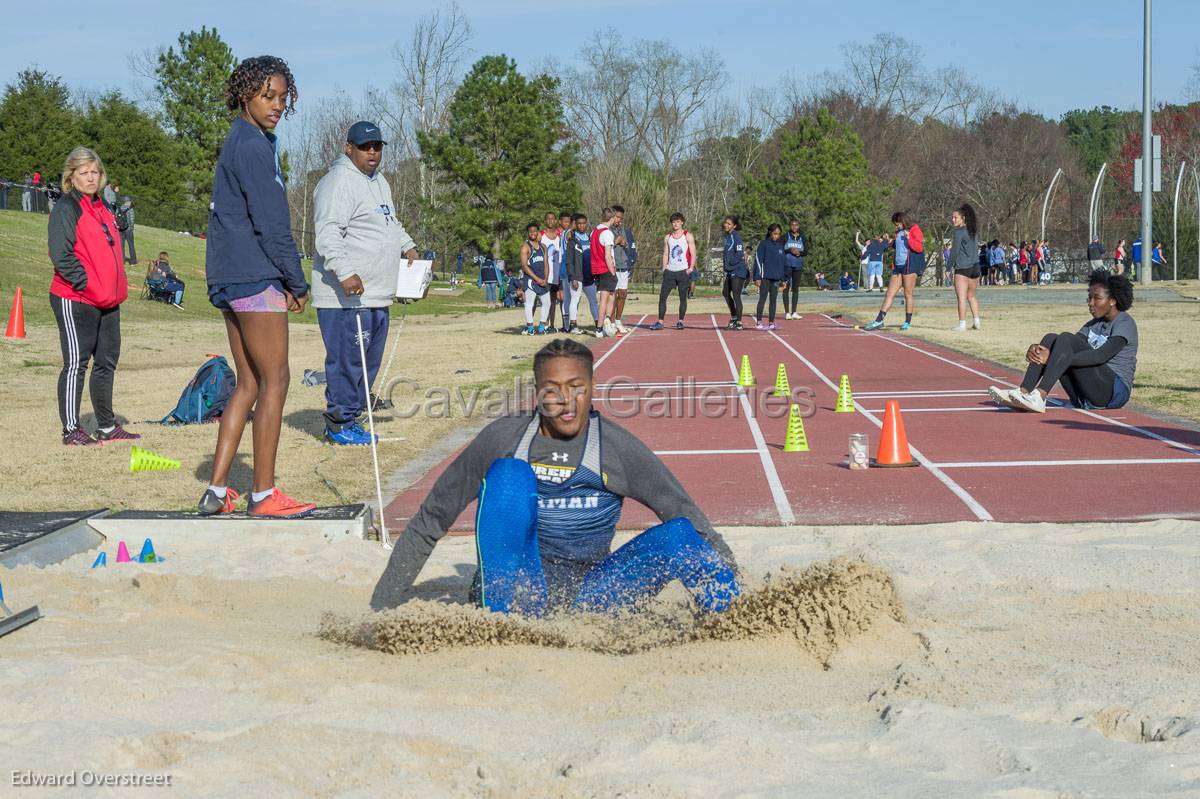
[
  {"left": 755, "top": 238, "right": 788, "bottom": 281},
  {"left": 206, "top": 118, "right": 308, "bottom": 297},
  {"left": 723, "top": 231, "right": 748, "bottom": 278}
]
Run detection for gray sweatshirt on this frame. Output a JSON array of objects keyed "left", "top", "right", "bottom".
[
  {"left": 950, "top": 227, "right": 979, "bottom": 271},
  {"left": 312, "top": 154, "right": 416, "bottom": 309},
  {"left": 369, "top": 412, "right": 737, "bottom": 609}
]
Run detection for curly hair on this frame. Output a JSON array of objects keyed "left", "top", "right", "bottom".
[
  {"left": 1088, "top": 269, "right": 1134, "bottom": 311},
  {"left": 225, "top": 55, "right": 298, "bottom": 117}
]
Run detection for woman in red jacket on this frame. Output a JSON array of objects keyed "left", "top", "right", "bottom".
[{"left": 48, "top": 147, "right": 138, "bottom": 446}]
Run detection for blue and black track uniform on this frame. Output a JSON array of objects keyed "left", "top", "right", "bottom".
[
  {"left": 370, "top": 411, "right": 740, "bottom": 615},
  {"left": 782, "top": 231, "right": 807, "bottom": 314},
  {"left": 722, "top": 230, "right": 749, "bottom": 322}
]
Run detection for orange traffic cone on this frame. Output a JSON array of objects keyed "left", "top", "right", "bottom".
[
  {"left": 872, "top": 400, "right": 919, "bottom": 467},
  {"left": 4, "top": 287, "right": 25, "bottom": 339}
]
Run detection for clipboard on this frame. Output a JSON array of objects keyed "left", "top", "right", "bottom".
[{"left": 394, "top": 259, "right": 433, "bottom": 299}]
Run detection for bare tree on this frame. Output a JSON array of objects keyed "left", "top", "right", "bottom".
[
  {"left": 552, "top": 36, "right": 645, "bottom": 161},
  {"left": 636, "top": 44, "right": 724, "bottom": 180}
]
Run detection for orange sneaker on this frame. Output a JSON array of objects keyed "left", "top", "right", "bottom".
[
  {"left": 247, "top": 488, "right": 316, "bottom": 519},
  {"left": 198, "top": 487, "right": 240, "bottom": 516}
]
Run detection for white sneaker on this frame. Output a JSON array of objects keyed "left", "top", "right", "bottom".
[
  {"left": 972, "top": 317, "right": 982, "bottom": 330},
  {"left": 594, "top": 327, "right": 606, "bottom": 338},
  {"left": 952, "top": 321, "right": 967, "bottom": 332},
  {"left": 988, "top": 386, "right": 1021, "bottom": 409},
  {"left": 1010, "top": 389, "right": 1046, "bottom": 414},
  {"left": 615, "top": 319, "right": 627, "bottom": 334}
]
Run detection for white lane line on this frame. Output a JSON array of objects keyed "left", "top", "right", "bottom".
[
  {"left": 859, "top": 406, "right": 1077, "bottom": 413},
  {"left": 712, "top": 314, "right": 795, "bottom": 525},
  {"left": 593, "top": 314, "right": 648, "bottom": 369},
  {"left": 822, "top": 313, "right": 1200, "bottom": 458},
  {"left": 769, "top": 329, "right": 993, "bottom": 521},
  {"left": 595, "top": 381, "right": 735, "bottom": 389},
  {"left": 597, "top": 395, "right": 740, "bottom": 403},
  {"left": 934, "top": 458, "right": 1200, "bottom": 468},
  {"left": 855, "top": 389, "right": 990, "bottom": 397},
  {"left": 654, "top": 449, "right": 760, "bottom": 455}
]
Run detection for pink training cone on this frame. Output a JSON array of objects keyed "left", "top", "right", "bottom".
[{"left": 116, "top": 541, "right": 131, "bottom": 563}]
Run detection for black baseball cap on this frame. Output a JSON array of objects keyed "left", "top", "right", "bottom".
[{"left": 347, "top": 121, "right": 387, "bottom": 146}]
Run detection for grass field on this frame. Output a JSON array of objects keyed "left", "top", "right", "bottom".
[{"left": 2, "top": 209, "right": 1197, "bottom": 512}]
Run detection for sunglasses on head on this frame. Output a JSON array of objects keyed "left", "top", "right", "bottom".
[{"left": 354, "top": 141, "right": 384, "bottom": 152}]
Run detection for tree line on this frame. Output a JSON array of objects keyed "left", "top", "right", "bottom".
[{"left": 2, "top": 14, "right": 1197, "bottom": 279}]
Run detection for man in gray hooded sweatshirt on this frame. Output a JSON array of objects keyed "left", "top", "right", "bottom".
[{"left": 313, "top": 121, "right": 418, "bottom": 445}]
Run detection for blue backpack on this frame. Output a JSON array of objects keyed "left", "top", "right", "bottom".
[{"left": 162, "top": 355, "right": 236, "bottom": 425}]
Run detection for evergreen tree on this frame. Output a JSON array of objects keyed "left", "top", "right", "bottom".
[
  {"left": 419, "top": 55, "right": 580, "bottom": 259},
  {"left": 155, "top": 26, "right": 237, "bottom": 203},
  {"left": 80, "top": 92, "right": 193, "bottom": 229},
  {"left": 735, "top": 110, "right": 890, "bottom": 277},
  {"left": 0, "top": 69, "right": 83, "bottom": 184}
]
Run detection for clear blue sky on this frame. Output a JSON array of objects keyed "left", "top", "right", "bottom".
[{"left": 4, "top": 0, "right": 1196, "bottom": 118}]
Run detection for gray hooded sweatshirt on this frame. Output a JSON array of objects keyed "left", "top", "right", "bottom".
[{"left": 312, "top": 154, "right": 416, "bottom": 309}]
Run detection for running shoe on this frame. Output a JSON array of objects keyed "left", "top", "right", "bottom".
[
  {"left": 1009, "top": 389, "right": 1046, "bottom": 414},
  {"left": 63, "top": 429, "right": 99, "bottom": 446},
  {"left": 899, "top": 321, "right": 912, "bottom": 331},
  {"left": 615, "top": 320, "right": 627, "bottom": 334},
  {"left": 198, "top": 487, "right": 240, "bottom": 516},
  {"left": 785, "top": 312, "right": 795, "bottom": 320},
  {"left": 522, "top": 325, "right": 534, "bottom": 336},
  {"left": 326, "top": 422, "right": 377, "bottom": 446},
  {"left": 94, "top": 424, "right": 141, "bottom": 442},
  {"left": 675, "top": 320, "right": 685, "bottom": 330},
  {"left": 732, "top": 320, "right": 744, "bottom": 330},
  {"left": 951, "top": 321, "right": 967, "bottom": 332},
  {"left": 755, "top": 321, "right": 767, "bottom": 330},
  {"left": 603, "top": 319, "right": 617, "bottom": 337},
  {"left": 536, "top": 323, "right": 547, "bottom": 335},
  {"left": 988, "top": 386, "right": 1022, "bottom": 409},
  {"left": 370, "top": 393, "right": 394, "bottom": 412},
  {"left": 726, "top": 320, "right": 737, "bottom": 329},
  {"left": 767, "top": 322, "right": 778, "bottom": 331},
  {"left": 649, "top": 321, "right": 664, "bottom": 331},
  {"left": 248, "top": 488, "right": 317, "bottom": 519},
  {"left": 864, "top": 320, "right": 884, "bottom": 331},
  {"left": 594, "top": 327, "right": 606, "bottom": 338},
  {"left": 973, "top": 318, "right": 982, "bottom": 330},
  {"left": 545, "top": 325, "right": 557, "bottom": 333}
]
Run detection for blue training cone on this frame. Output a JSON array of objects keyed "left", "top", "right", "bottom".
[
  {"left": 91, "top": 551, "right": 107, "bottom": 569},
  {"left": 138, "top": 538, "right": 157, "bottom": 563}
]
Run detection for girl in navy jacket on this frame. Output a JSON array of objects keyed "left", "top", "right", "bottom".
[
  {"left": 199, "top": 56, "right": 316, "bottom": 520},
  {"left": 754, "top": 224, "right": 788, "bottom": 329},
  {"left": 721, "top": 216, "right": 749, "bottom": 329}
]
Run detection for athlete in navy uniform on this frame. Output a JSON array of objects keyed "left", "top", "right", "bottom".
[{"left": 370, "top": 338, "right": 740, "bottom": 616}]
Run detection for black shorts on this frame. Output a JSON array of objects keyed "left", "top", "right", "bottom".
[
  {"left": 594, "top": 272, "right": 617, "bottom": 292},
  {"left": 954, "top": 266, "right": 981, "bottom": 280}
]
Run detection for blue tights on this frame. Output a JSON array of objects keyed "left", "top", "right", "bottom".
[{"left": 474, "top": 458, "right": 740, "bottom": 617}]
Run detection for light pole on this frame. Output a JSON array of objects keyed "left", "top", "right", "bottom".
[{"left": 1139, "top": 0, "right": 1153, "bottom": 285}]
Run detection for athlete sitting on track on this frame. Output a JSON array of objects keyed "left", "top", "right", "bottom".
[
  {"left": 989, "top": 270, "right": 1137, "bottom": 414},
  {"left": 370, "top": 338, "right": 741, "bottom": 616}
]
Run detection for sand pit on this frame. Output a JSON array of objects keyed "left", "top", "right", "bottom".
[
  {"left": 2, "top": 521, "right": 1199, "bottom": 796},
  {"left": 321, "top": 558, "right": 903, "bottom": 662}
]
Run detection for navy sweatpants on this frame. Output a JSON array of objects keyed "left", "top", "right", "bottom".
[
  {"left": 472, "top": 458, "right": 740, "bottom": 617},
  {"left": 316, "top": 307, "right": 389, "bottom": 429}
]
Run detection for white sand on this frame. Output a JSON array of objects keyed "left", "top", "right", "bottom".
[{"left": 2, "top": 519, "right": 1198, "bottom": 797}]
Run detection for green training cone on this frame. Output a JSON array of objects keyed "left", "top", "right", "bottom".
[
  {"left": 773, "top": 363, "right": 790, "bottom": 396},
  {"left": 835, "top": 374, "right": 855, "bottom": 413},
  {"left": 737, "top": 355, "right": 755, "bottom": 387},
  {"left": 783, "top": 404, "right": 809, "bottom": 452},
  {"left": 130, "top": 445, "right": 181, "bottom": 473}
]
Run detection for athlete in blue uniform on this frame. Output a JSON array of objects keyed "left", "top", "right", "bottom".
[{"left": 370, "top": 338, "right": 740, "bottom": 616}]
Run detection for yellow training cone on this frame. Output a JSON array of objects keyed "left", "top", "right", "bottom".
[
  {"left": 130, "top": 445, "right": 181, "bottom": 473},
  {"left": 783, "top": 404, "right": 810, "bottom": 452},
  {"left": 737, "top": 354, "right": 755, "bottom": 387},
  {"left": 835, "top": 374, "right": 855, "bottom": 413},
  {"left": 773, "top": 363, "right": 790, "bottom": 396}
]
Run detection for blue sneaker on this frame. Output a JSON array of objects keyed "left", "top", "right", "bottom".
[
  {"left": 864, "top": 319, "right": 884, "bottom": 331},
  {"left": 649, "top": 321, "right": 664, "bottom": 330},
  {"left": 536, "top": 323, "right": 546, "bottom": 335},
  {"left": 899, "top": 321, "right": 912, "bottom": 331},
  {"left": 325, "top": 423, "right": 377, "bottom": 446},
  {"left": 522, "top": 325, "right": 534, "bottom": 336}
]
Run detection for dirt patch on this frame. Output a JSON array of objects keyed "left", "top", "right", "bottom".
[{"left": 320, "top": 556, "right": 903, "bottom": 665}]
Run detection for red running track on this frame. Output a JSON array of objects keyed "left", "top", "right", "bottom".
[{"left": 385, "top": 312, "right": 1200, "bottom": 531}]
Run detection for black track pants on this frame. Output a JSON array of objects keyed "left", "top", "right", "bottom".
[{"left": 51, "top": 294, "right": 121, "bottom": 433}]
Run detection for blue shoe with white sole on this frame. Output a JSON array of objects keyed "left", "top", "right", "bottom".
[{"left": 325, "top": 422, "right": 377, "bottom": 446}]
